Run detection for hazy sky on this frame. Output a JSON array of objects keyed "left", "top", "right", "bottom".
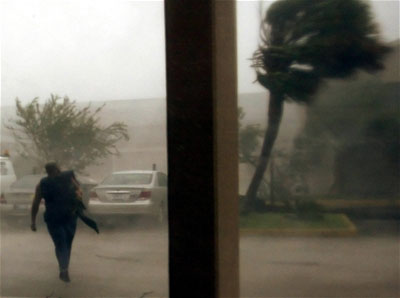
[
  {"left": 1, "top": 0, "right": 399, "bottom": 106},
  {"left": 1, "top": 0, "right": 166, "bottom": 106}
]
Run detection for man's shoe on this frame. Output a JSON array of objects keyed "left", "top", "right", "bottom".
[{"left": 59, "top": 270, "right": 71, "bottom": 283}]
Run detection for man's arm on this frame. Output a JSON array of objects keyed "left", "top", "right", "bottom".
[
  {"left": 71, "top": 176, "right": 83, "bottom": 201},
  {"left": 30, "top": 184, "right": 42, "bottom": 231}
]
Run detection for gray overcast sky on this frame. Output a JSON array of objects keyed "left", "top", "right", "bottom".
[
  {"left": 1, "top": 0, "right": 399, "bottom": 106},
  {"left": 1, "top": 0, "right": 166, "bottom": 106}
]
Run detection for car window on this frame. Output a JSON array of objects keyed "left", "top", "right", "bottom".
[
  {"left": 102, "top": 173, "right": 153, "bottom": 185},
  {"left": 11, "top": 175, "right": 44, "bottom": 189},
  {"left": 157, "top": 173, "right": 167, "bottom": 187}
]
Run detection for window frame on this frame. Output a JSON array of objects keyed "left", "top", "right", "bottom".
[{"left": 165, "top": 1, "right": 239, "bottom": 297}]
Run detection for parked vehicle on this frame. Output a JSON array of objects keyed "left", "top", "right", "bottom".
[
  {"left": 89, "top": 170, "right": 168, "bottom": 223},
  {"left": 0, "top": 174, "right": 97, "bottom": 216},
  {"left": 0, "top": 156, "right": 17, "bottom": 203}
]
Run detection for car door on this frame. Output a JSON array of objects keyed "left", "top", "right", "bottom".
[
  {"left": 0, "top": 158, "right": 17, "bottom": 196},
  {"left": 154, "top": 172, "right": 167, "bottom": 208}
]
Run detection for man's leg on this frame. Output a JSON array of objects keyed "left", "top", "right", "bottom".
[
  {"left": 46, "top": 223, "right": 69, "bottom": 273},
  {"left": 64, "top": 216, "right": 78, "bottom": 269}
]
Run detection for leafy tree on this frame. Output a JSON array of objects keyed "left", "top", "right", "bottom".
[
  {"left": 7, "top": 95, "right": 129, "bottom": 172},
  {"left": 244, "top": 0, "right": 390, "bottom": 211}
]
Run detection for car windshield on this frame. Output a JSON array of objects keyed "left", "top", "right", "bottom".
[
  {"left": 11, "top": 175, "right": 44, "bottom": 189},
  {"left": 102, "top": 173, "right": 153, "bottom": 185}
]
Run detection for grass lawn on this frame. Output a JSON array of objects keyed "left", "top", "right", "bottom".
[{"left": 240, "top": 213, "right": 352, "bottom": 230}]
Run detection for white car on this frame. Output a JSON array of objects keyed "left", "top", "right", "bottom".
[
  {"left": 0, "top": 156, "right": 17, "bottom": 203},
  {"left": 1, "top": 174, "right": 97, "bottom": 216},
  {"left": 89, "top": 170, "right": 168, "bottom": 223}
]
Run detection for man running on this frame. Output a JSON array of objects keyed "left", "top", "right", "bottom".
[{"left": 30, "top": 162, "right": 98, "bottom": 282}]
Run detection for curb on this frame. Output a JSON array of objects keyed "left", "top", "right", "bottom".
[
  {"left": 240, "top": 214, "right": 358, "bottom": 237},
  {"left": 317, "top": 199, "right": 400, "bottom": 208}
]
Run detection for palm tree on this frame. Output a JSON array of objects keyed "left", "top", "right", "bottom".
[{"left": 244, "top": 0, "right": 390, "bottom": 211}]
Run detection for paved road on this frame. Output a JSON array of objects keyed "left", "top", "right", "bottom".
[
  {"left": 1, "top": 217, "right": 399, "bottom": 298},
  {"left": 240, "top": 235, "right": 399, "bottom": 297},
  {"left": 1, "top": 217, "right": 169, "bottom": 298}
]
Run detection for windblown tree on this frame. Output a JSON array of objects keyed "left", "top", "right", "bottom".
[
  {"left": 7, "top": 95, "right": 129, "bottom": 172},
  {"left": 245, "top": 0, "right": 390, "bottom": 211}
]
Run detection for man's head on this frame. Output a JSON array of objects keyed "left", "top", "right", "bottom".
[{"left": 45, "top": 162, "right": 61, "bottom": 177}]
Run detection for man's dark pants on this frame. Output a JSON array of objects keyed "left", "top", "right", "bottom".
[{"left": 46, "top": 215, "right": 78, "bottom": 271}]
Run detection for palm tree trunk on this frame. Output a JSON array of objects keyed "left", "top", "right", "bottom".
[
  {"left": 244, "top": 92, "right": 284, "bottom": 211},
  {"left": 270, "top": 156, "right": 275, "bottom": 206}
]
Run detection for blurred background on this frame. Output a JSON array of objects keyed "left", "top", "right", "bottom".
[{"left": 0, "top": 0, "right": 399, "bottom": 297}]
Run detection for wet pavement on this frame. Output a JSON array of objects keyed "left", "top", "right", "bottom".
[
  {"left": 1, "top": 217, "right": 399, "bottom": 298},
  {"left": 1, "top": 217, "right": 168, "bottom": 298},
  {"left": 240, "top": 233, "right": 399, "bottom": 297}
]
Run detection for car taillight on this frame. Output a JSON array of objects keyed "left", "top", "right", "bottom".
[
  {"left": 138, "top": 191, "right": 151, "bottom": 201},
  {"left": 0, "top": 193, "right": 6, "bottom": 204}
]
